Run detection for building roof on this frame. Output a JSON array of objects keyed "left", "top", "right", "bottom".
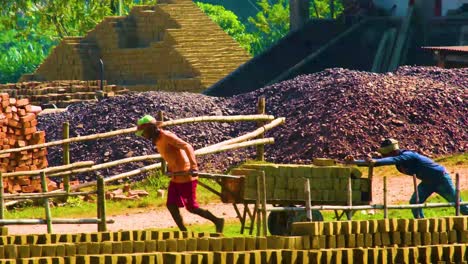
[{"left": 422, "top": 46, "right": 468, "bottom": 53}]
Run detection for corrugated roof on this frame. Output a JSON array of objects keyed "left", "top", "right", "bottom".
[{"left": 422, "top": 46, "right": 468, "bottom": 53}]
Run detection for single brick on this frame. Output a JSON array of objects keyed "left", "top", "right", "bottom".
[
  {"left": 429, "top": 218, "right": 439, "bottom": 233},
  {"left": 221, "top": 238, "right": 234, "bottom": 252},
  {"left": 359, "top": 220, "right": 369, "bottom": 234},
  {"left": 353, "top": 248, "right": 368, "bottom": 263},
  {"left": 408, "top": 219, "right": 418, "bottom": 232},
  {"left": 460, "top": 230, "right": 468, "bottom": 243},
  {"left": 448, "top": 230, "right": 458, "bottom": 243},
  {"left": 336, "top": 235, "right": 346, "bottom": 248},
  {"left": 373, "top": 232, "right": 382, "bottom": 247},
  {"left": 351, "top": 221, "right": 361, "bottom": 234},
  {"left": 368, "top": 248, "right": 379, "bottom": 263},
  {"left": 333, "top": 222, "right": 342, "bottom": 235},
  {"left": 389, "top": 218, "right": 399, "bottom": 232},
  {"left": 256, "top": 237, "right": 268, "bottom": 250},
  {"left": 395, "top": 248, "right": 409, "bottom": 263},
  {"left": 453, "top": 244, "right": 467, "bottom": 263},
  {"left": 323, "top": 222, "right": 334, "bottom": 236},
  {"left": 134, "top": 241, "right": 146, "bottom": 253},
  {"left": 368, "top": 220, "right": 379, "bottom": 233},
  {"left": 17, "top": 245, "right": 30, "bottom": 258},
  {"left": 422, "top": 232, "right": 432, "bottom": 245},
  {"left": 439, "top": 232, "right": 448, "bottom": 244},
  {"left": 308, "top": 250, "right": 322, "bottom": 263},
  {"left": 166, "top": 239, "right": 178, "bottom": 252},
  {"left": 87, "top": 242, "right": 100, "bottom": 255},
  {"left": 442, "top": 245, "right": 455, "bottom": 263},
  {"left": 163, "top": 252, "right": 182, "bottom": 263},
  {"left": 318, "top": 235, "right": 326, "bottom": 249},
  {"left": 431, "top": 232, "right": 440, "bottom": 244},
  {"left": 356, "top": 234, "right": 365, "bottom": 248},
  {"left": 364, "top": 233, "right": 373, "bottom": 248},
  {"left": 121, "top": 241, "right": 133, "bottom": 254},
  {"left": 402, "top": 232, "right": 412, "bottom": 246},
  {"left": 326, "top": 235, "right": 336, "bottom": 249},
  {"left": 378, "top": 219, "right": 390, "bottom": 233},
  {"left": 233, "top": 237, "right": 245, "bottom": 251},
  {"left": 438, "top": 218, "right": 447, "bottom": 232},
  {"left": 341, "top": 221, "right": 352, "bottom": 234},
  {"left": 381, "top": 232, "right": 391, "bottom": 246},
  {"left": 112, "top": 242, "right": 123, "bottom": 254},
  {"left": 397, "top": 219, "right": 409, "bottom": 232},
  {"left": 391, "top": 232, "right": 401, "bottom": 246},
  {"left": 345, "top": 234, "right": 356, "bottom": 248},
  {"left": 412, "top": 232, "right": 422, "bottom": 246},
  {"left": 281, "top": 250, "right": 298, "bottom": 264},
  {"left": 452, "top": 216, "right": 468, "bottom": 231},
  {"left": 302, "top": 236, "right": 310, "bottom": 250},
  {"left": 65, "top": 244, "right": 76, "bottom": 257},
  {"left": 245, "top": 237, "right": 256, "bottom": 251},
  {"left": 418, "top": 246, "right": 432, "bottom": 264}
]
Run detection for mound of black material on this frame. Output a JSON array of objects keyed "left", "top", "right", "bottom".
[{"left": 37, "top": 67, "right": 467, "bottom": 183}]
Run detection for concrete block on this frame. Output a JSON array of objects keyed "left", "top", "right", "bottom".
[
  {"left": 395, "top": 248, "right": 409, "bottom": 264},
  {"left": 332, "top": 222, "right": 343, "bottom": 235},
  {"left": 378, "top": 219, "right": 390, "bottom": 233},
  {"left": 381, "top": 232, "right": 391, "bottom": 246},
  {"left": 323, "top": 222, "right": 334, "bottom": 236},
  {"left": 439, "top": 218, "right": 447, "bottom": 232},
  {"left": 256, "top": 237, "right": 267, "bottom": 250},
  {"left": 122, "top": 241, "right": 133, "bottom": 254},
  {"left": 351, "top": 221, "right": 361, "bottom": 234},
  {"left": 439, "top": 232, "right": 448, "bottom": 244},
  {"left": 460, "top": 230, "right": 468, "bottom": 243},
  {"left": 402, "top": 232, "right": 412, "bottom": 246},
  {"left": 326, "top": 235, "right": 336, "bottom": 249},
  {"left": 364, "top": 233, "right": 373, "bottom": 248},
  {"left": 345, "top": 234, "right": 356, "bottom": 248},
  {"left": 341, "top": 221, "right": 352, "bottom": 234},
  {"left": 55, "top": 245, "right": 65, "bottom": 257},
  {"left": 134, "top": 241, "right": 146, "bottom": 253},
  {"left": 209, "top": 238, "right": 222, "bottom": 252},
  {"left": 87, "top": 242, "right": 100, "bottom": 255},
  {"left": 373, "top": 232, "right": 382, "bottom": 247},
  {"left": 418, "top": 219, "right": 430, "bottom": 233},
  {"left": 356, "top": 234, "right": 365, "bottom": 247},
  {"left": 412, "top": 232, "right": 422, "bottom": 246},
  {"left": 452, "top": 216, "right": 467, "bottom": 231},
  {"left": 28, "top": 245, "right": 41, "bottom": 258},
  {"left": 421, "top": 232, "right": 432, "bottom": 245},
  {"left": 391, "top": 232, "right": 401, "bottom": 245},
  {"left": 65, "top": 244, "right": 76, "bottom": 257},
  {"left": 197, "top": 238, "right": 209, "bottom": 251},
  {"left": 353, "top": 248, "right": 367, "bottom": 262},
  {"left": 448, "top": 230, "right": 458, "bottom": 243},
  {"left": 397, "top": 219, "right": 410, "bottom": 232},
  {"left": 245, "top": 237, "right": 256, "bottom": 251},
  {"left": 308, "top": 250, "right": 321, "bottom": 263},
  {"left": 233, "top": 237, "right": 245, "bottom": 251},
  {"left": 336, "top": 235, "right": 346, "bottom": 248}
]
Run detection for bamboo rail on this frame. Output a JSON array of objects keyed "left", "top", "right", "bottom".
[
  {"left": 1, "top": 161, "right": 94, "bottom": 178},
  {"left": 71, "top": 137, "right": 274, "bottom": 190},
  {"left": 49, "top": 118, "right": 284, "bottom": 178},
  {"left": 0, "top": 218, "right": 114, "bottom": 225},
  {"left": 0, "top": 114, "right": 275, "bottom": 155},
  {"left": 2, "top": 191, "right": 95, "bottom": 200}
]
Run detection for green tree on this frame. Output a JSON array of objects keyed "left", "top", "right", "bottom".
[{"left": 195, "top": 2, "right": 257, "bottom": 54}]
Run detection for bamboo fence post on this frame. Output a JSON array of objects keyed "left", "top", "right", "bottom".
[
  {"left": 304, "top": 178, "right": 312, "bottom": 221},
  {"left": 256, "top": 97, "right": 266, "bottom": 161},
  {"left": 455, "top": 173, "right": 460, "bottom": 216},
  {"left": 62, "top": 122, "right": 70, "bottom": 198},
  {"left": 256, "top": 175, "right": 261, "bottom": 236},
  {"left": 412, "top": 174, "right": 420, "bottom": 219},
  {"left": 97, "top": 176, "right": 107, "bottom": 232},
  {"left": 260, "top": 171, "right": 267, "bottom": 236},
  {"left": 0, "top": 173, "right": 3, "bottom": 220},
  {"left": 158, "top": 111, "right": 167, "bottom": 174},
  {"left": 40, "top": 171, "right": 53, "bottom": 233},
  {"left": 383, "top": 176, "right": 388, "bottom": 219},
  {"left": 346, "top": 176, "right": 353, "bottom": 220}
]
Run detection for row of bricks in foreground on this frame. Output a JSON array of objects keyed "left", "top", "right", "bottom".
[{"left": 0, "top": 245, "right": 466, "bottom": 264}]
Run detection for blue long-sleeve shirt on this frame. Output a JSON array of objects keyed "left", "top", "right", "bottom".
[{"left": 363, "top": 150, "right": 446, "bottom": 182}]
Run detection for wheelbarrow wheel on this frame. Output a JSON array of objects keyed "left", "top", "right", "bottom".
[{"left": 268, "top": 209, "right": 323, "bottom": 236}]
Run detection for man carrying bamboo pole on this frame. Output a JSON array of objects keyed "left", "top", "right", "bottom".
[
  {"left": 346, "top": 138, "right": 468, "bottom": 218},
  {"left": 135, "top": 115, "right": 224, "bottom": 233}
]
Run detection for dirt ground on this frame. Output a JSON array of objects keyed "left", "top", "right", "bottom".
[{"left": 5, "top": 167, "right": 468, "bottom": 235}]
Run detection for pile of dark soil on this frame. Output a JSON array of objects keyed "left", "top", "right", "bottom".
[{"left": 37, "top": 66, "right": 467, "bottom": 183}]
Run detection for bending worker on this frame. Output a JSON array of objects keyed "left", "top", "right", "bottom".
[
  {"left": 346, "top": 138, "right": 468, "bottom": 218},
  {"left": 136, "top": 115, "right": 224, "bottom": 232}
]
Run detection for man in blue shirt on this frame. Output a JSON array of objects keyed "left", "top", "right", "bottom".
[{"left": 348, "top": 138, "right": 468, "bottom": 218}]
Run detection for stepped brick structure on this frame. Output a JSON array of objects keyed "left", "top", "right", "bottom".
[{"left": 20, "top": 0, "right": 251, "bottom": 93}]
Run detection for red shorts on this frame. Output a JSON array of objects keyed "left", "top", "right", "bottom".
[{"left": 166, "top": 180, "right": 199, "bottom": 210}]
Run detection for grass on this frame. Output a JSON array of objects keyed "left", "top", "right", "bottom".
[{"left": 2, "top": 153, "right": 467, "bottom": 236}]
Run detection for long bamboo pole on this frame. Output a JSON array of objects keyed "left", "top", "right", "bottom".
[
  {"left": 2, "top": 161, "right": 94, "bottom": 178},
  {"left": 41, "top": 172, "right": 53, "bottom": 233},
  {"left": 256, "top": 97, "right": 266, "bottom": 161},
  {"left": 0, "top": 218, "right": 115, "bottom": 225},
  {"left": 0, "top": 115, "right": 275, "bottom": 155},
  {"left": 97, "top": 176, "right": 107, "bottom": 232},
  {"left": 0, "top": 173, "right": 3, "bottom": 220},
  {"left": 50, "top": 119, "right": 284, "bottom": 178},
  {"left": 304, "top": 178, "right": 312, "bottom": 221},
  {"left": 62, "top": 122, "right": 70, "bottom": 195},
  {"left": 71, "top": 138, "right": 275, "bottom": 190},
  {"left": 158, "top": 111, "right": 167, "bottom": 174},
  {"left": 3, "top": 191, "right": 95, "bottom": 200},
  {"left": 267, "top": 201, "right": 468, "bottom": 212}
]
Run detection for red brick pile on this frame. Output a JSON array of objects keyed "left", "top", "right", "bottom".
[{"left": 0, "top": 93, "right": 50, "bottom": 193}]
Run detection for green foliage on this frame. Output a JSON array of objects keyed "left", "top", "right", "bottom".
[{"left": 195, "top": 2, "right": 257, "bottom": 54}]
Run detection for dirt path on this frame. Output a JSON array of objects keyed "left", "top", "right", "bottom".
[{"left": 5, "top": 168, "right": 468, "bottom": 235}]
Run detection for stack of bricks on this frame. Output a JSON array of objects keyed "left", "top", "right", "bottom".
[
  {"left": 235, "top": 163, "right": 370, "bottom": 204},
  {"left": 0, "top": 80, "right": 128, "bottom": 108},
  {"left": 0, "top": 93, "right": 50, "bottom": 193}
]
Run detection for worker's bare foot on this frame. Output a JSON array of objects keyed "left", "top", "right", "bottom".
[{"left": 215, "top": 218, "right": 224, "bottom": 233}]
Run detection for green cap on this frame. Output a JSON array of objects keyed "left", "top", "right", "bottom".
[{"left": 135, "top": 115, "right": 156, "bottom": 136}]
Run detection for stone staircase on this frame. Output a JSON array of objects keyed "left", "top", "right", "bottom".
[{"left": 21, "top": 0, "right": 251, "bottom": 93}]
